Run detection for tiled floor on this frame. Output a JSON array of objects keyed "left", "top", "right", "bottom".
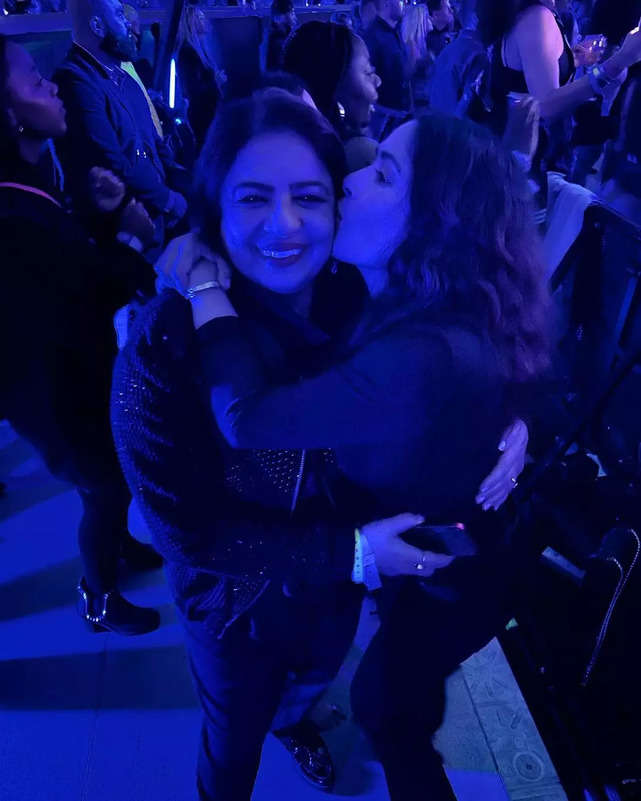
[{"left": 0, "top": 421, "right": 568, "bottom": 801}]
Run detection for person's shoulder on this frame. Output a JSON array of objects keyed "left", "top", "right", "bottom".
[{"left": 514, "top": 3, "right": 558, "bottom": 36}]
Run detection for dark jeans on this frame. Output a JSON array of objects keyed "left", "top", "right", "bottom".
[
  {"left": 182, "top": 579, "right": 363, "bottom": 801},
  {"left": 351, "top": 556, "right": 516, "bottom": 801}
]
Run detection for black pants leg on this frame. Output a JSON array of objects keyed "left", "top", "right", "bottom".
[
  {"left": 183, "top": 581, "right": 363, "bottom": 801},
  {"left": 77, "top": 476, "right": 130, "bottom": 593},
  {"left": 352, "top": 558, "right": 515, "bottom": 801},
  {"left": 187, "top": 615, "right": 288, "bottom": 801}
]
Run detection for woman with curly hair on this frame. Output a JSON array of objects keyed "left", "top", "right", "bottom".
[{"left": 182, "top": 110, "right": 551, "bottom": 799}]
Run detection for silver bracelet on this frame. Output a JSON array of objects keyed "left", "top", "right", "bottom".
[{"left": 186, "top": 280, "right": 222, "bottom": 300}]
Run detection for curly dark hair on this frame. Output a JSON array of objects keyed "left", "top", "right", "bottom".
[
  {"left": 192, "top": 88, "right": 347, "bottom": 256},
  {"left": 387, "top": 113, "right": 551, "bottom": 383}
]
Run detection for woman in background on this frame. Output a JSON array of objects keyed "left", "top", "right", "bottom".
[
  {"left": 0, "top": 35, "right": 160, "bottom": 635},
  {"left": 401, "top": 3, "right": 433, "bottom": 108},
  {"left": 176, "top": 1, "right": 225, "bottom": 152},
  {"left": 283, "top": 20, "right": 382, "bottom": 171}
]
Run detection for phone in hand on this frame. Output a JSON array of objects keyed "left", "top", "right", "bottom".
[{"left": 402, "top": 524, "right": 478, "bottom": 557}]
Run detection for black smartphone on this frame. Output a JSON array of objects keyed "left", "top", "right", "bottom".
[{"left": 402, "top": 524, "right": 478, "bottom": 557}]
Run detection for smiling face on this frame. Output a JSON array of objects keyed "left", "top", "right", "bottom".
[
  {"left": 5, "top": 42, "right": 67, "bottom": 140},
  {"left": 333, "top": 120, "right": 415, "bottom": 273},
  {"left": 220, "top": 131, "right": 336, "bottom": 299}
]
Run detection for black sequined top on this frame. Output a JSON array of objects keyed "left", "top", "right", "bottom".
[{"left": 111, "top": 266, "right": 366, "bottom": 638}]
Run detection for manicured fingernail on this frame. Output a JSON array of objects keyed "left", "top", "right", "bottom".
[
  {"left": 483, "top": 503, "right": 490, "bottom": 511},
  {"left": 498, "top": 441, "right": 507, "bottom": 451},
  {"left": 477, "top": 494, "right": 486, "bottom": 504}
]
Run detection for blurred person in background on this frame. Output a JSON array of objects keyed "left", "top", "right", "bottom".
[
  {"left": 426, "top": 0, "right": 457, "bottom": 60},
  {"left": 283, "top": 20, "right": 381, "bottom": 170},
  {"left": 401, "top": 3, "right": 433, "bottom": 108},
  {"left": 475, "top": 0, "right": 641, "bottom": 174},
  {"left": 0, "top": 35, "right": 160, "bottom": 635},
  {"left": 54, "top": 0, "right": 189, "bottom": 253},
  {"left": 260, "top": 0, "right": 297, "bottom": 72},
  {"left": 363, "top": 0, "right": 413, "bottom": 138},
  {"left": 355, "top": 0, "right": 378, "bottom": 33},
  {"left": 176, "top": 1, "right": 225, "bottom": 152}
]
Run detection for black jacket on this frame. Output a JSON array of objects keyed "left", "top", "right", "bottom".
[
  {"left": 54, "top": 45, "right": 179, "bottom": 217},
  {"left": 0, "top": 159, "right": 155, "bottom": 487},
  {"left": 111, "top": 265, "right": 367, "bottom": 638}
]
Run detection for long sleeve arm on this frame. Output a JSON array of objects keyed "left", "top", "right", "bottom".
[{"left": 197, "top": 316, "right": 454, "bottom": 450}]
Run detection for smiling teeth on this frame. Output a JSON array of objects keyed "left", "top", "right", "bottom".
[{"left": 261, "top": 249, "right": 302, "bottom": 259}]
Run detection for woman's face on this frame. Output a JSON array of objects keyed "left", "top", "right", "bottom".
[
  {"left": 337, "top": 37, "right": 381, "bottom": 125},
  {"left": 220, "top": 131, "right": 336, "bottom": 297},
  {"left": 5, "top": 43, "right": 67, "bottom": 140},
  {"left": 333, "top": 120, "right": 415, "bottom": 272}
]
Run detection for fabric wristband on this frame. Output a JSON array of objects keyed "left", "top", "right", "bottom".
[{"left": 352, "top": 528, "right": 382, "bottom": 591}]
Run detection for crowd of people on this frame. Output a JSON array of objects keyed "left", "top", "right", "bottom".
[{"left": 2, "top": 0, "right": 641, "bottom": 799}]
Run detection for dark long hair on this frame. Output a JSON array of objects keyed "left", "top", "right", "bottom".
[
  {"left": 192, "top": 88, "right": 347, "bottom": 255},
  {"left": 387, "top": 114, "right": 551, "bottom": 383},
  {"left": 477, "top": 0, "right": 553, "bottom": 45},
  {"left": 282, "top": 21, "right": 356, "bottom": 133}
]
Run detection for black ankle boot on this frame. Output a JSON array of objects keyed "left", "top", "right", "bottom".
[
  {"left": 77, "top": 577, "right": 160, "bottom": 635},
  {"left": 120, "top": 534, "right": 164, "bottom": 572}
]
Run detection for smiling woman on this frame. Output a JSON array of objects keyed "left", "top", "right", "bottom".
[
  {"left": 193, "top": 88, "right": 346, "bottom": 315},
  {"left": 220, "top": 131, "right": 336, "bottom": 305}
]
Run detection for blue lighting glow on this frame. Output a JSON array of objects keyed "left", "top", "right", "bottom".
[{"left": 169, "top": 58, "right": 176, "bottom": 110}]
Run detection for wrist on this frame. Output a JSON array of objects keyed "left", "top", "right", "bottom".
[{"left": 604, "top": 54, "right": 626, "bottom": 78}]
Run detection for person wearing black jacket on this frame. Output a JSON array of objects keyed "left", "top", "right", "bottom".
[
  {"left": 179, "top": 112, "right": 550, "bottom": 800},
  {"left": 0, "top": 35, "right": 160, "bottom": 635},
  {"left": 112, "top": 92, "right": 529, "bottom": 799},
  {"left": 53, "top": 0, "right": 189, "bottom": 251}
]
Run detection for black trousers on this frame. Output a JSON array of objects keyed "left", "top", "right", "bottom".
[
  {"left": 182, "top": 579, "right": 363, "bottom": 801},
  {"left": 351, "top": 555, "right": 517, "bottom": 801}
]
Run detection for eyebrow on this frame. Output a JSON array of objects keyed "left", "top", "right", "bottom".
[
  {"left": 379, "top": 150, "right": 402, "bottom": 174},
  {"left": 233, "top": 181, "right": 331, "bottom": 193}
]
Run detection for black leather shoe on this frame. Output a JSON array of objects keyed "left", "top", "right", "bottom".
[
  {"left": 119, "top": 534, "right": 163, "bottom": 571},
  {"left": 274, "top": 720, "right": 335, "bottom": 792},
  {"left": 77, "top": 577, "right": 160, "bottom": 635}
]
